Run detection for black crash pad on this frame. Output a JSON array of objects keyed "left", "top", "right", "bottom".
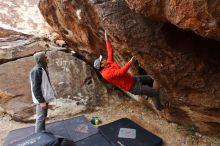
[
  {"left": 3, "top": 115, "right": 98, "bottom": 146},
  {"left": 98, "top": 118, "right": 163, "bottom": 146},
  {"left": 75, "top": 133, "right": 112, "bottom": 146},
  {"left": 7, "top": 132, "right": 73, "bottom": 146}
]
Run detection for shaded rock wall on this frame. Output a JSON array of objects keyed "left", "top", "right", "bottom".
[
  {"left": 126, "top": 0, "right": 220, "bottom": 41},
  {"left": 39, "top": 0, "right": 220, "bottom": 135}
]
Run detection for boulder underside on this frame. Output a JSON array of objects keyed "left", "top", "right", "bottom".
[{"left": 36, "top": 0, "right": 220, "bottom": 136}]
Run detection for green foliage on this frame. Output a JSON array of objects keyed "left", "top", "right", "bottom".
[{"left": 145, "top": 107, "right": 153, "bottom": 112}]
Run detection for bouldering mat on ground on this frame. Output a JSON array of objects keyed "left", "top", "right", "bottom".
[
  {"left": 98, "top": 118, "right": 163, "bottom": 146},
  {"left": 75, "top": 134, "right": 112, "bottom": 146},
  {"left": 3, "top": 115, "right": 98, "bottom": 146},
  {"left": 7, "top": 132, "right": 75, "bottom": 146}
]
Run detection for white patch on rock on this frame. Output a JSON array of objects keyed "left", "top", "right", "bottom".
[
  {"left": 76, "top": 9, "right": 82, "bottom": 20},
  {"left": 55, "top": 39, "right": 66, "bottom": 47},
  {"left": 58, "top": 82, "right": 65, "bottom": 85},
  {"left": 71, "top": 50, "right": 76, "bottom": 54}
]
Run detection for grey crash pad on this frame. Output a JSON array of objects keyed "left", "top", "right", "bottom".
[{"left": 3, "top": 115, "right": 98, "bottom": 146}]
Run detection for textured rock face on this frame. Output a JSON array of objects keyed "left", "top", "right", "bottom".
[
  {"left": 39, "top": 0, "right": 220, "bottom": 135},
  {"left": 0, "top": 49, "right": 126, "bottom": 121},
  {"left": 0, "top": 0, "right": 50, "bottom": 35},
  {"left": 0, "top": 28, "right": 47, "bottom": 64},
  {"left": 0, "top": 28, "right": 48, "bottom": 120},
  {"left": 125, "top": 0, "right": 220, "bottom": 41},
  {"left": 0, "top": 28, "right": 126, "bottom": 121},
  {"left": 38, "top": 0, "right": 104, "bottom": 61},
  {"left": 0, "top": 27, "right": 20, "bottom": 37},
  {"left": 0, "top": 28, "right": 125, "bottom": 121},
  {"left": 47, "top": 51, "right": 125, "bottom": 106},
  {"left": 0, "top": 57, "right": 36, "bottom": 121}
]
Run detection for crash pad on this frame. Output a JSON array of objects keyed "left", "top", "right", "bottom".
[
  {"left": 7, "top": 132, "right": 72, "bottom": 146},
  {"left": 75, "top": 133, "right": 112, "bottom": 146},
  {"left": 98, "top": 118, "right": 163, "bottom": 146},
  {"left": 3, "top": 115, "right": 98, "bottom": 146}
]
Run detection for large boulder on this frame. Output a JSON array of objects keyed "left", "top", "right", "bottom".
[
  {"left": 39, "top": 0, "right": 220, "bottom": 135},
  {"left": 0, "top": 0, "right": 50, "bottom": 35},
  {"left": 0, "top": 28, "right": 48, "bottom": 120},
  {"left": 126, "top": 0, "right": 220, "bottom": 42},
  {"left": 0, "top": 27, "right": 48, "bottom": 64},
  {"left": 38, "top": 0, "right": 105, "bottom": 62},
  {"left": 0, "top": 50, "right": 126, "bottom": 122},
  {"left": 0, "top": 57, "right": 36, "bottom": 121},
  {"left": 47, "top": 51, "right": 125, "bottom": 106}
]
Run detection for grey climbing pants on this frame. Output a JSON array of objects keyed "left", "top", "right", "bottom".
[
  {"left": 129, "top": 76, "right": 162, "bottom": 109},
  {"left": 35, "top": 104, "right": 48, "bottom": 133}
]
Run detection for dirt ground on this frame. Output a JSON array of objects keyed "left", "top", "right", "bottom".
[{"left": 0, "top": 100, "right": 219, "bottom": 146}]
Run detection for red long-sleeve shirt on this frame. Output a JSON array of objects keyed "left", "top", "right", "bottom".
[{"left": 100, "top": 39, "right": 134, "bottom": 91}]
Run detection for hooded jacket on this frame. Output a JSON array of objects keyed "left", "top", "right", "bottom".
[
  {"left": 100, "top": 39, "right": 134, "bottom": 91},
  {"left": 30, "top": 52, "right": 56, "bottom": 104}
]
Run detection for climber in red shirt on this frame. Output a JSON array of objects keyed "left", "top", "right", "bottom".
[{"left": 94, "top": 31, "right": 163, "bottom": 110}]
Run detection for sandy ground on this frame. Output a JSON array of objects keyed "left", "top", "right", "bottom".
[{"left": 0, "top": 100, "right": 219, "bottom": 146}]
